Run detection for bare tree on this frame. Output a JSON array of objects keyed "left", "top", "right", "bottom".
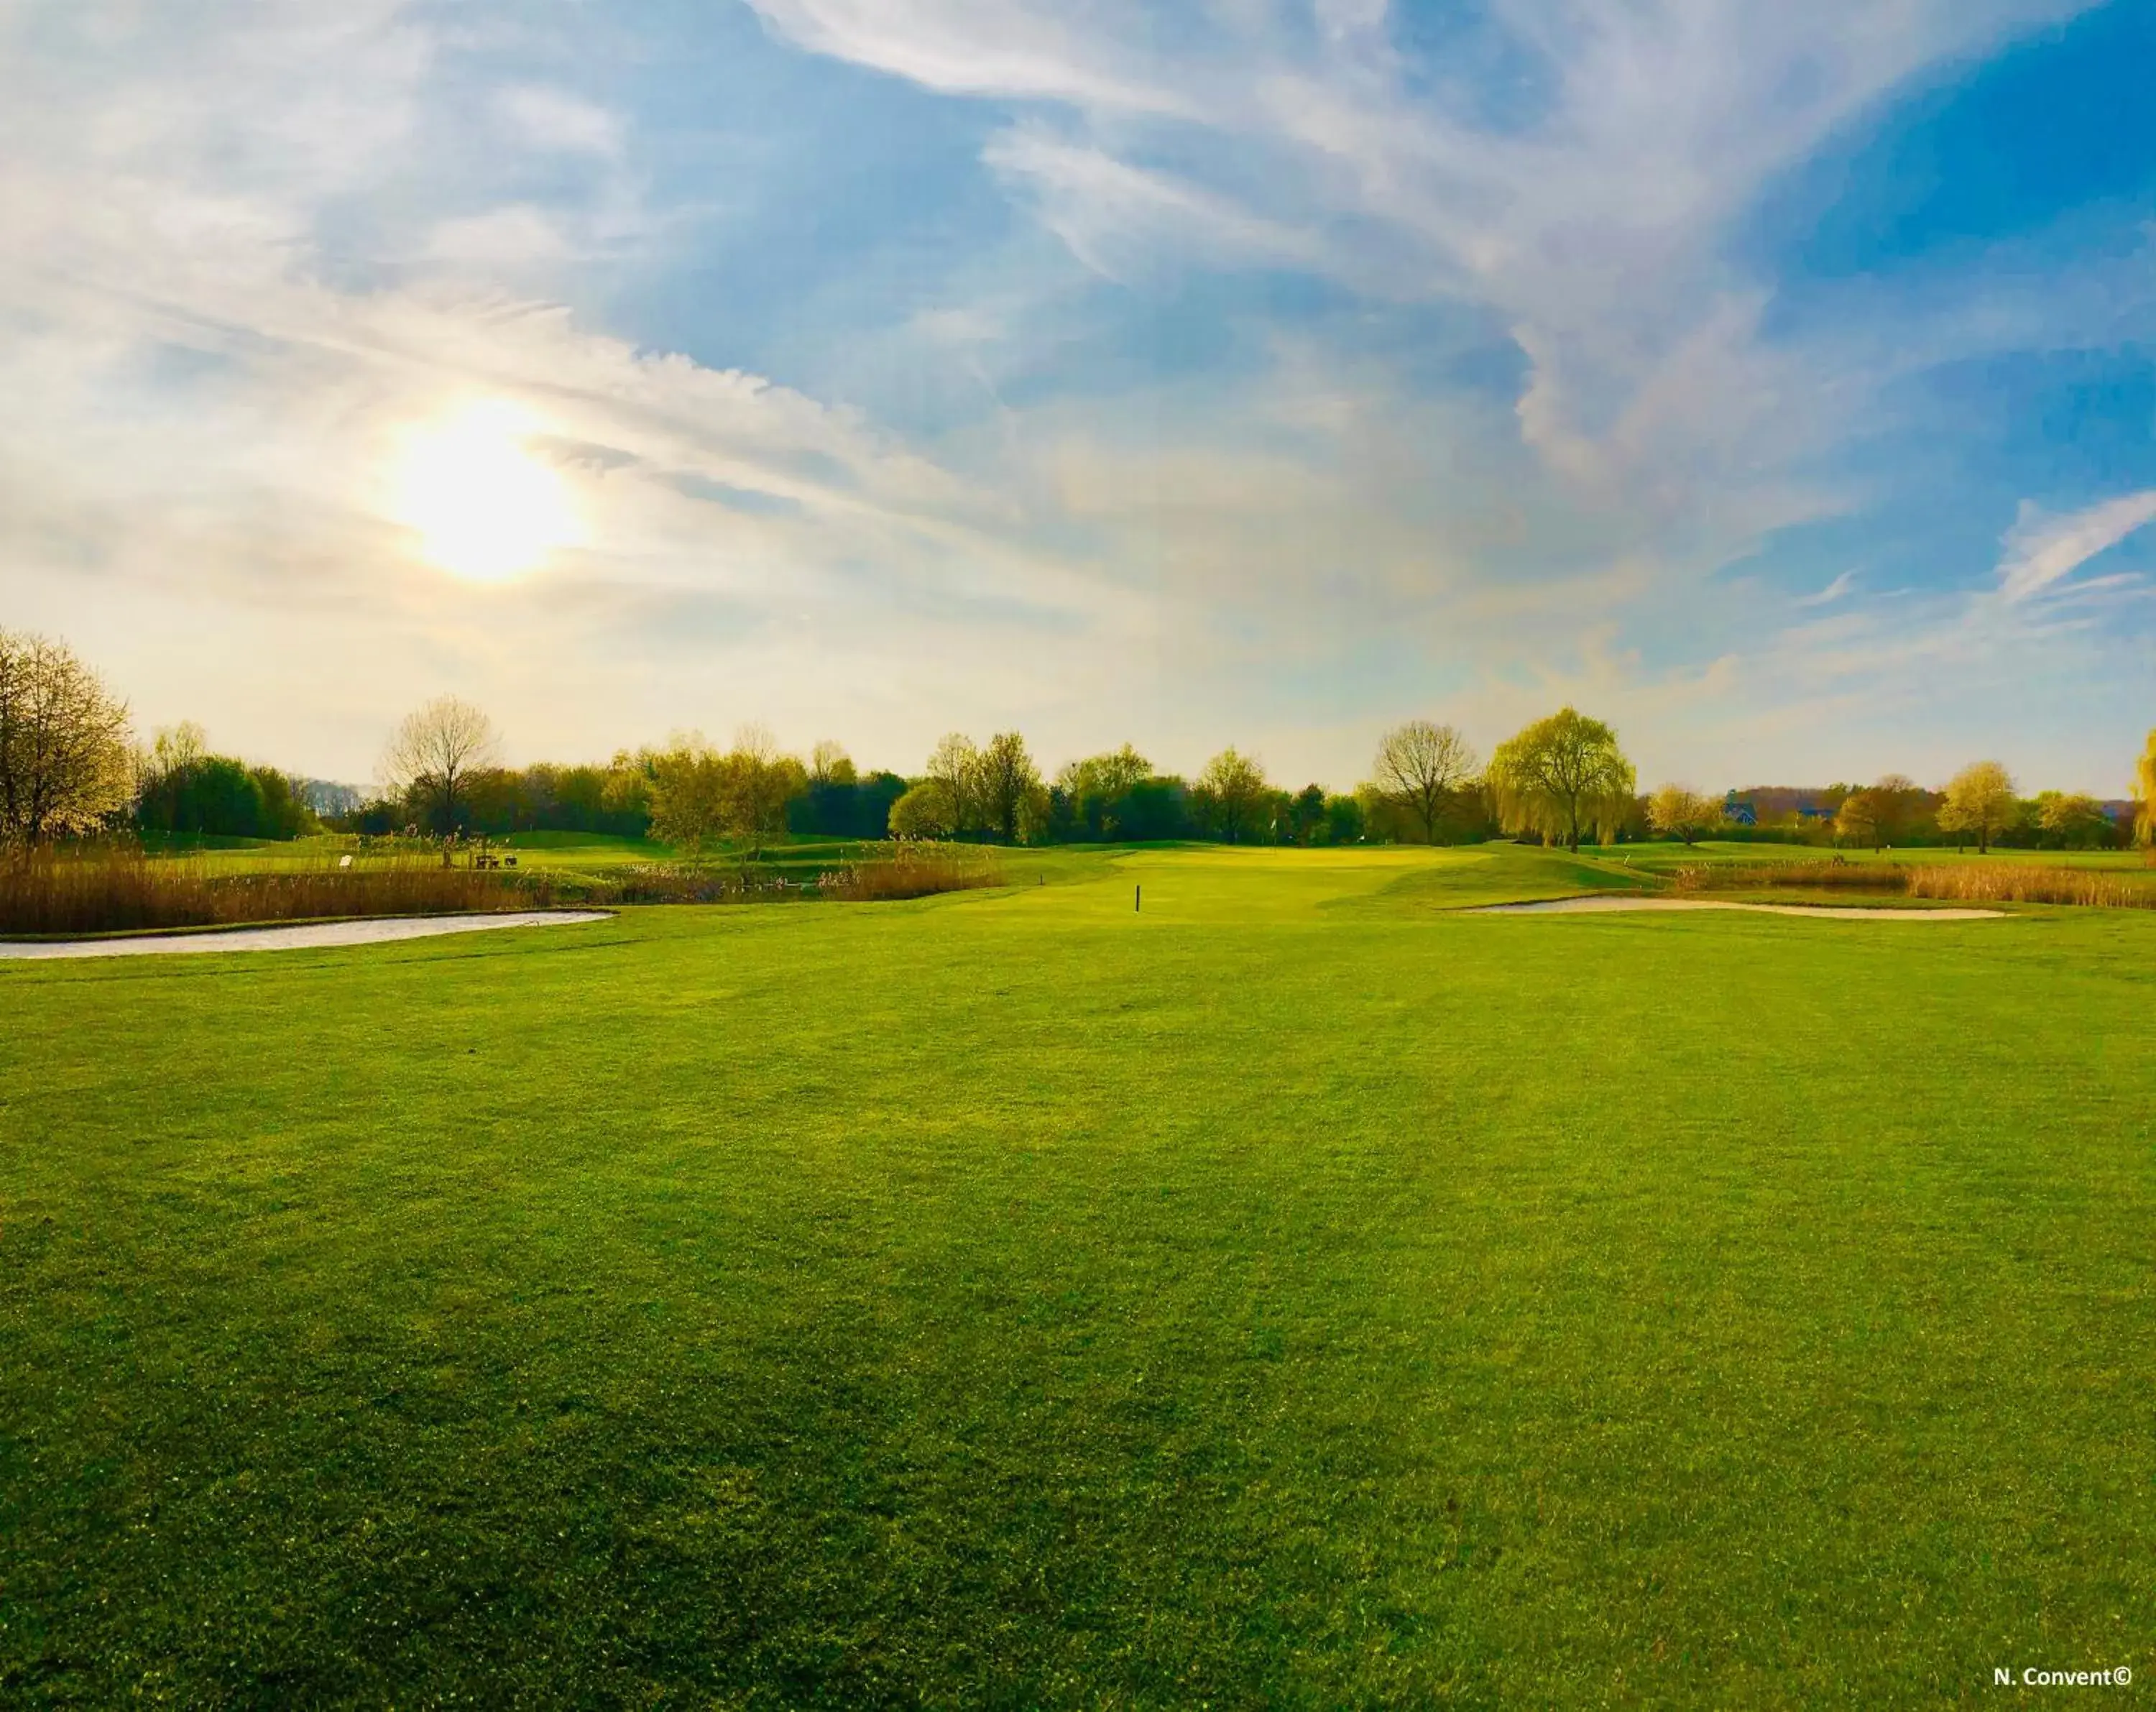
[
  {"left": 809, "top": 740, "right": 857, "bottom": 786},
  {"left": 381, "top": 695, "right": 499, "bottom": 838},
  {"left": 1371, "top": 721, "right": 1478, "bottom": 844},
  {"left": 0, "top": 630, "right": 134, "bottom": 847}
]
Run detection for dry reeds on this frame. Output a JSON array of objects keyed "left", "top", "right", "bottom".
[
  {"left": 1902, "top": 865, "right": 2156, "bottom": 908},
  {"left": 1671, "top": 857, "right": 2156, "bottom": 910},
  {"left": 1673, "top": 860, "right": 1902, "bottom": 893},
  {"left": 1, "top": 839, "right": 1010, "bottom": 937},
  {"left": 584, "top": 866, "right": 812, "bottom": 905},
  {"left": 819, "top": 843, "right": 1003, "bottom": 901},
  {"left": 0, "top": 849, "right": 548, "bottom": 937}
]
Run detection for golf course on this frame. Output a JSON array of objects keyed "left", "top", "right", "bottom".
[{"left": 4, "top": 843, "right": 2150, "bottom": 1705}]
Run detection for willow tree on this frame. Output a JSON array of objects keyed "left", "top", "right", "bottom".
[
  {"left": 2137, "top": 729, "right": 2156, "bottom": 847},
  {"left": 1486, "top": 707, "right": 1635, "bottom": 852}
]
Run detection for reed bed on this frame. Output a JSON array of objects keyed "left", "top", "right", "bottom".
[
  {"left": 820, "top": 843, "right": 1003, "bottom": 901},
  {"left": 1, "top": 839, "right": 1008, "bottom": 936},
  {"left": 1673, "top": 860, "right": 1904, "bottom": 893},
  {"left": 1672, "top": 857, "right": 2156, "bottom": 909},
  {"left": 1902, "top": 864, "right": 2156, "bottom": 908},
  {"left": 584, "top": 866, "right": 815, "bottom": 906},
  {"left": 0, "top": 851, "right": 550, "bottom": 938}
]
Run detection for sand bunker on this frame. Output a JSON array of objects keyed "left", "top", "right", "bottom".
[
  {"left": 1468, "top": 896, "right": 2000, "bottom": 920},
  {"left": 0, "top": 911, "right": 613, "bottom": 961}
]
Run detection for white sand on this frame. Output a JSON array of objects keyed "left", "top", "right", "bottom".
[
  {"left": 1467, "top": 896, "right": 2000, "bottom": 920},
  {"left": 0, "top": 911, "right": 614, "bottom": 960}
]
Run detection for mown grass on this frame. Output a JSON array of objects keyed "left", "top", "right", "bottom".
[{"left": 3, "top": 847, "right": 2153, "bottom": 1705}]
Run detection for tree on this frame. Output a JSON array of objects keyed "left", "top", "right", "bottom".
[
  {"left": 1289, "top": 783, "right": 1327, "bottom": 845},
  {"left": 1937, "top": 760, "right": 2016, "bottom": 854},
  {"left": 2035, "top": 791, "right": 2113, "bottom": 850},
  {"left": 382, "top": 696, "right": 499, "bottom": 839},
  {"left": 888, "top": 781, "right": 956, "bottom": 839},
  {"left": 1370, "top": 721, "right": 1478, "bottom": 844},
  {"left": 809, "top": 740, "right": 857, "bottom": 786},
  {"left": 1647, "top": 783, "right": 1723, "bottom": 847},
  {"left": 0, "top": 630, "right": 134, "bottom": 847},
  {"left": 1192, "top": 748, "right": 1268, "bottom": 843},
  {"left": 1834, "top": 789, "right": 1880, "bottom": 850},
  {"left": 1056, "top": 745, "right": 1153, "bottom": 840},
  {"left": 1485, "top": 707, "right": 1636, "bottom": 852},
  {"left": 1324, "top": 793, "right": 1365, "bottom": 845},
  {"left": 974, "top": 732, "right": 1042, "bottom": 843},
  {"left": 645, "top": 736, "right": 729, "bottom": 851},
  {"left": 926, "top": 734, "right": 980, "bottom": 837},
  {"left": 1868, "top": 774, "right": 1926, "bottom": 846},
  {"left": 2137, "top": 730, "right": 2156, "bottom": 848},
  {"left": 719, "top": 725, "right": 806, "bottom": 857}
]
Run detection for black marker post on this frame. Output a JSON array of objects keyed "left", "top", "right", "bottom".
[{"left": 1135, "top": 884, "right": 1141, "bottom": 913}]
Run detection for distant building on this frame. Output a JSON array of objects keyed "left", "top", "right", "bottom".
[{"left": 1729, "top": 786, "right": 1849, "bottom": 827}]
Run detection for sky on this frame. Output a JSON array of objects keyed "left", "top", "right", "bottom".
[{"left": 3, "top": 1, "right": 2153, "bottom": 795}]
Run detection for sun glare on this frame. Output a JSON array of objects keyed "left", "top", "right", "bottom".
[{"left": 392, "top": 400, "right": 581, "bottom": 582}]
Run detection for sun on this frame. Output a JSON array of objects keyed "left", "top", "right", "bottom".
[{"left": 392, "top": 400, "right": 582, "bottom": 582}]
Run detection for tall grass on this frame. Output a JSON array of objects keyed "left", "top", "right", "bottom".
[
  {"left": 820, "top": 843, "right": 1003, "bottom": 901},
  {"left": 0, "top": 850, "right": 550, "bottom": 937},
  {"left": 1673, "top": 860, "right": 1902, "bottom": 894},
  {"left": 1902, "top": 865, "right": 2156, "bottom": 908},
  {"left": 1672, "top": 857, "right": 2156, "bottom": 909}
]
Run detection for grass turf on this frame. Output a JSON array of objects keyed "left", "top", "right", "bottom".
[{"left": 2, "top": 846, "right": 2152, "bottom": 1706}]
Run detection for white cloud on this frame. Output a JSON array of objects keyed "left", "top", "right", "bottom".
[
  {"left": 495, "top": 86, "right": 625, "bottom": 158},
  {"left": 6, "top": 0, "right": 2150, "bottom": 791},
  {"left": 1997, "top": 492, "right": 2156, "bottom": 603},
  {"left": 749, "top": 0, "right": 2096, "bottom": 523}
]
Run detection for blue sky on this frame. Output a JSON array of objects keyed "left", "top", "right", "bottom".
[{"left": 2, "top": 0, "right": 2152, "bottom": 793}]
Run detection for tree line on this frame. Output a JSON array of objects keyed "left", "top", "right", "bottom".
[{"left": 4, "top": 627, "right": 2153, "bottom": 855}]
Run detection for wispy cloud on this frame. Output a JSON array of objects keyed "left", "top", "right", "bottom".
[
  {"left": 1796, "top": 571, "right": 1856, "bottom": 608},
  {"left": 6, "top": 1, "right": 2154, "bottom": 791},
  {"left": 1996, "top": 492, "right": 2156, "bottom": 603}
]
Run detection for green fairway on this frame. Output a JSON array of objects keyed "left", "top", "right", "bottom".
[{"left": 3, "top": 847, "right": 2151, "bottom": 1705}]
